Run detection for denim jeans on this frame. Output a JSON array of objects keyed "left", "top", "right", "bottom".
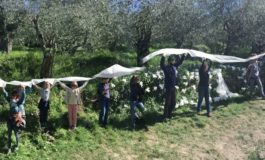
[
  {"left": 197, "top": 86, "right": 211, "bottom": 114},
  {"left": 249, "top": 77, "right": 265, "bottom": 97},
  {"left": 7, "top": 119, "right": 19, "bottom": 149},
  {"left": 99, "top": 98, "right": 109, "bottom": 126},
  {"left": 130, "top": 101, "right": 145, "bottom": 128}
]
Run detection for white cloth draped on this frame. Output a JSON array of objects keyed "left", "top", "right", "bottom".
[
  {"left": 142, "top": 48, "right": 265, "bottom": 64},
  {"left": 32, "top": 78, "right": 57, "bottom": 85},
  {"left": 93, "top": 64, "right": 145, "bottom": 78},
  {"left": 57, "top": 77, "right": 92, "bottom": 82},
  {"left": 6, "top": 81, "right": 33, "bottom": 87}
]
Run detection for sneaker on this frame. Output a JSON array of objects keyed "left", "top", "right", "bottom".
[
  {"left": 7, "top": 148, "right": 11, "bottom": 154},
  {"left": 14, "top": 146, "right": 19, "bottom": 152},
  {"left": 207, "top": 112, "right": 212, "bottom": 117}
]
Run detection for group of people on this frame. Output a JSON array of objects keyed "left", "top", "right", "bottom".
[{"left": 2, "top": 53, "right": 264, "bottom": 153}]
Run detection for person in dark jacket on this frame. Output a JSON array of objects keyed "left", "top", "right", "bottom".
[
  {"left": 97, "top": 78, "right": 110, "bottom": 127},
  {"left": 197, "top": 59, "right": 212, "bottom": 117},
  {"left": 130, "top": 75, "right": 145, "bottom": 129},
  {"left": 160, "top": 54, "right": 186, "bottom": 119}
]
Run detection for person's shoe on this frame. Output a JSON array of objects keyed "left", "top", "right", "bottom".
[
  {"left": 7, "top": 148, "right": 11, "bottom": 154},
  {"left": 14, "top": 145, "right": 19, "bottom": 152},
  {"left": 207, "top": 112, "right": 212, "bottom": 117}
]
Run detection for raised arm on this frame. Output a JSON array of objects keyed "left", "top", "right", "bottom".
[
  {"left": 58, "top": 81, "right": 71, "bottom": 91},
  {"left": 33, "top": 83, "right": 42, "bottom": 91},
  {"left": 2, "top": 88, "right": 9, "bottom": 101},
  {"left": 78, "top": 81, "right": 88, "bottom": 91},
  {"left": 174, "top": 54, "right": 186, "bottom": 68},
  {"left": 208, "top": 61, "right": 212, "bottom": 72},
  {"left": 160, "top": 56, "right": 166, "bottom": 71},
  {"left": 17, "top": 89, "right": 25, "bottom": 106}
]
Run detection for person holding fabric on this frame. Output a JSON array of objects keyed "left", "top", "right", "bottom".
[
  {"left": 246, "top": 53, "right": 265, "bottom": 98},
  {"left": 16, "top": 85, "right": 31, "bottom": 128},
  {"left": 97, "top": 78, "right": 110, "bottom": 127},
  {"left": 129, "top": 75, "right": 146, "bottom": 130},
  {"left": 2, "top": 87, "right": 26, "bottom": 153},
  {"left": 33, "top": 81, "right": 54, "bottom": 128},
  {"left": 197, "top": 59, "right": 212, "bottom": 117},
  {"left": 160, "top": 54, "right": 186, "bottom": 119},
  {"left": 58, "top": 81, "right": 88, "bottom": 131}
]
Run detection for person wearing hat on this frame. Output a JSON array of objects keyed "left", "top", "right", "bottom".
[
  {"left": 58, "top": 80, "right": 88, "bottom": 131},
  {"left": 246, "top": 53, "right": 265, "bottom": 98},
  {"left": 160, "top": 54, "right": 186, "bottom": 120}
]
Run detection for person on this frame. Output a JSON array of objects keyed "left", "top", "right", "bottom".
[
  {"left": 33, "top": 81, "right": 54, "bottom": 128},
  {"left": 130, "top": 75, "right": 145, "bottom": 130},
  {"left": 160, "top": 54, "right": 186, "bottom": 119},
  {"left": 246, "top": 53, "right": 265, "bottom": 98},
  {"left": 16, "top": 85, "right": 31, "bottom": 127},
  {"left": 2, "top": 86, "right": 26, "bottom": 153},
  {"left": 197, "top": 59, "right": 212, "bottom": 117},
  {"left": 97, "top": 78, "right": 110, "bottom": 127},
  {"left": 58, "top": 81, "right": 88, "bottom": 131}
]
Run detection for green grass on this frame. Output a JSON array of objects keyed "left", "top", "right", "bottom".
[{"left": 0, "top": 50, "right": 265, "bottom": 159}]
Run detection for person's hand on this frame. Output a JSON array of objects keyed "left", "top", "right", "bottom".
[{"left": 20, "top": 85, "right": 25, "bottom": 89}]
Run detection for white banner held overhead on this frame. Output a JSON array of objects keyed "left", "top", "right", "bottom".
[
  {"left": 142, "top": 48, "right": 265, "bottom": 64},
  {"left": 93, "top": 64, "right": 145, "bottom": 78},
  {"left": 57, "top": 77, "right": 92, "bottom": 82},
  {"left": 6, "top": 81, "right": 33, "bottom": 87},
  {"left": 32, "top": 78, "right": 57, "bottom": 85}
]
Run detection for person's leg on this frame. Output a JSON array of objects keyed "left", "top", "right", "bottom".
[
  {"left": 68, "top": 105, "right": 73, "bottom": 129},
  {"left": 130, "top": 101, "right": 137, "bottom": 129},
  {"left": 7, "top": 120, "right": 12, "bottom": 149},
  {"left": 169, "top": 88, "right": 176, "bottom": 118},
  {"left": 204, "top": 87, "right": 211, "bottom": 116},
  {"left": 257, "top": 77, "right": 265, "bottom": 97},
  {"left": 164, "top": 89, "right": 171, "bottom": 118},
  {"left": 103, "top": 99, "right": 109, "bottom": 126},
  {"left": 136, "top": 102, "right": 145, "bottom": 113},
  {"left": 72, "top": 105, "right": 78, "bottom": 128},
  {"left": 14, "top": 127, "right": 19, "bottom": 150},
  {"left": 99, "top": 99, "right": 105, "bottom": 125},
  {"left": 197, "top": 87, "right": 205, "bottom": 113}
]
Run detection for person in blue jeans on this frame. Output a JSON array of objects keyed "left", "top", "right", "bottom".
[
  {"left": 130, "top": 76, "right": 145, "bottom": 129},
  {"left": 98, "top": 78, "right": 110, "bottom": 127},
  {"left": 197, "top": 59, "right": 212, "bottom": 117},
  {"left": 2, "top": 87, "right": 26, "bottom": 153}
]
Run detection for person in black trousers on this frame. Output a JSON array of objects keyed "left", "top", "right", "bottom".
[
  {"left": 160, "top": 54, "right": 186, "bottom": 119},
  {"left": 197, "top": 59, "right": 212, "bottom": 117}
]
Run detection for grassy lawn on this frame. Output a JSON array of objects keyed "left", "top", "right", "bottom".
[{"left": 0, "top": 98, "right": 264, "bottom": 160}]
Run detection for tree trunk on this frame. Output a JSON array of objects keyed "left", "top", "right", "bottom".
[
  {"left": 40, "top": 52, "right": 54, "bottom": 78},
  {"left": 136, "top": 25, "right": 152, "bottom": 66},
  {"left": 7, "top": 32, "right": 13, "bottom": 53}
]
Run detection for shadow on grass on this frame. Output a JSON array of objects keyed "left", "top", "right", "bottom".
[{"left": 109, "top": 110, "right": 163, "bottom": 131}]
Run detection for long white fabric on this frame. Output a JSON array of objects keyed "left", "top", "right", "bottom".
[
  {"left": 57, "top": 77, "right": 92, "bottom": 82},
  {"left": 0, "top": 65, "right": 144, "bottom": 87},
  {"left": 32, "top": 78, "right": 57, "bottom": 85},
  {"left": 212, "top": 69, "right": 239, "bottom": 102},
  {"left": 142, "top": 48, "right": 265, "bottom": 64},
  {"left": 0, "top": 79, "right": 6, "bottom": 88},
  {"left": 93, "top": 64, "right": 145, "bottom": 78}
]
